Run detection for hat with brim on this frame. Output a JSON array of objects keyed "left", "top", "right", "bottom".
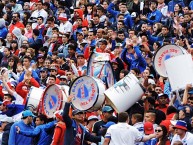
[
  {"left": 58, "top": 13, "right": 67, "bottom": 21},
  {"left": 173, "top": 120, "right": 187, "bottom": 131},
  {"left": 88, "top": 115, "right": 98, "bottom": 122},
  {"left": 22, "top": 110, "right": 36, "bottom": 118},
  {"left": 102, "top": 121, "right": 115, "bottom": 128},
  {"left": 72, "top": 109, "right": 84, "bottom": 116}
]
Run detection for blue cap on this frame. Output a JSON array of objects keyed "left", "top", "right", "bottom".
[
  {"left": 102, "top": 106, "right": 113, "bottom": 113},
  {"left": 58, "top": 53, "right": 64, "bottom": 58},
  {"left": 102, "top": 121, "right": 115, "bottom": 128},
  {"left": 72, "top": 109, "right": 84, "bottom": 116},
  {"left": 40, "top": 67, "right": 47, "bottom": 72},
  {"left": 22, "top": 110, "right": 36, "bottom": 118},
  {"left": 188, "top": 90, "right": 193, "bottom": 94},
  {"left": 77, "top": 53, "right": 84, "bottom": 58}
]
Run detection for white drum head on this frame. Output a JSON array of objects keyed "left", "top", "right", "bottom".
[
  {"left": 153, "top": 45, "right": 187, "bottom": 77},
  {"left": 70, "top": 76, "right": 103, "bottom": 111},
  {"left": 42, "top": 85, "right": 64, "bottom": 118}
]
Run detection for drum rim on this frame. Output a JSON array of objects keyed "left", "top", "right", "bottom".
[
  {"left": 69, "top": 75, "right": 100, "bottom": 111},
  {"left": 153, "top": 44, "right": 184, "bottom": 77},
  {"left": 87, "top": 52, "right": 115, "bottom": 88},
  {"left": 41, "top": 84, "right": 64, "bottom": 118}
]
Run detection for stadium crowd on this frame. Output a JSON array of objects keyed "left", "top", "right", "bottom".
[{"left": 0, "top": 0, "right": 193, "bottom": 144}]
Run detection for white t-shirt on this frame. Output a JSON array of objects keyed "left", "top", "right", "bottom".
[
  {"left": 59, "top": 21, "right": 72, "bottom": 35},
  {"left": 171, "top": 132, "right": 193, "bottom": 145},
  {"left": 105, "top": 123, "right": 143, "bottom": 145}
]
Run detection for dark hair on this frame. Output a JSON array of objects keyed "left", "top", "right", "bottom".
[
  {"left": 13, "top": 12, "right": 20, "bottom": 19},
  {"left": 63, "top": 33, "right": 70, "bottom": 38},
  {"left": 49, "top": 75, "right": 56, "bottom": 80},
  {"left": 132, "top": 113, "right": 143, "bottom": 122},
  {"left": 93, "top": 14, "right": 99, "bottom": 18},
  {"left": 158, "top": 125, "right": 169, "bottom": 145},
  {"left": 47, "top": 17, "right": 55, "bottom": 22},
  {"left": 118, "top": 112, "right": 129, "bottom": 122},
  {"left": 43, "top": 2, "right": 50, "bottom": 9},
  {"left": 166, "top": 106, "right": 177, "bottom": 115},
  {"left": 36, "top": 114, "right": 47, "bottom": 123},
  {"left": 131, "top": 68, "right": 140, "bottom": 75},
  {"left": 10, "top": 0, "right": 16, "bottom": 3},
  {"left": 33, "top": 29, "right": 40, "bottom": 36},
  {"left": 52, "top": 27, "right": 59, "bottom": 32},
  {"left": 23, "top": 55, "right": 32, "bottom": 62},
  {"left": 37, "top": 16, "right": 44, "bottom": 21},
  {"left": 4, "top": 94, "right": 14, "bottom": 101}
]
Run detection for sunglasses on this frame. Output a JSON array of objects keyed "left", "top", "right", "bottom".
[
  {"left": 155, "top": 129, "right": 162, "bottom": 132},
  {"left": 66, "top": 74, "right": 72, "bottom": 76}
]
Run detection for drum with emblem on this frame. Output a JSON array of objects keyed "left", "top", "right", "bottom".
[
  {"left": 87, "top": 52, "right": 115, "bottom": 88},
  {"left": 69, "top": 76, "right": 106, "bottom": 112},
  {"left": 41, "top": 84, "right": 69, "bottom": 118}
]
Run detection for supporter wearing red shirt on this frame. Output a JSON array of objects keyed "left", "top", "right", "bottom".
[
  {"left": 9, "top": 12, "right": 25, "bottom": 33},
  {"left": 156, "top": 94, "right": 169, "bottom": 114}
]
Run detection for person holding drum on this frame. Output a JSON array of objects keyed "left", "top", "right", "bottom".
[{"left": 62, "top": 96, "right": 101, "bottom": 145}]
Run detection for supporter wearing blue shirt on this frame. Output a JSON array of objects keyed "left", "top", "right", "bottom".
[
  {"left": 16, "top": 115, "right": 56, "bottom": 145},
  {"left": 141, "top": 0, "right": 162, "bottom": 25},
  {"left": 8, "top": 110, "right": 35, "bottom": 145},
  {"left": 121, "top": 37, "right": 147, "bottom": 73},
  {"left": 0, "top": 18, "right": 8, "bottom": 39},
  {"left": 107, "top": 1, "right": 130, "bottom": 20}
]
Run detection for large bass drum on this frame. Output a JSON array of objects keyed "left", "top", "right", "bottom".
[
  {"left": 41, "top": 84, "right": 69, "bottom": 118},
  {"left": 87, "top": 52, "right": 115, "bottom": 88},
  {"left": 69, "top": 76, "right": 106, "bottom": 112},
  {"left": 153, "top": 44, "right": 188, "bottom": 77}
]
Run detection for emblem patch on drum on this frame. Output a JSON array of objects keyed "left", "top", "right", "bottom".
[
  {"left": 42, "top": 85, "right": 63, "bottom": 118},
  {"left": 70, "top": 76, "right": 99, "bottom": 111}
]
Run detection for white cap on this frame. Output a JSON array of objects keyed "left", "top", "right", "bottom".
[
  {"left": 88, "top": 115, "right": 98, "bottom": 121},
  {"left": 0, "top": 117, "right": 14, "bottom": 123}
]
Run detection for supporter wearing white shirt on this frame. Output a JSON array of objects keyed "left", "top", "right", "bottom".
[
  {"left": 58, "top": 13, "right": 72, "bottom": 36},
  {"left": 171, "top": 120, "right": 193, "bottom": 145},
  {"left": 31, "top": 1, "right": 48, "bottom": 24},
  {"left": 103, "top": 112, "right": 155, "bottom": 145}
]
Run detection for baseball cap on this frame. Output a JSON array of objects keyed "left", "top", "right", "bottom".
[
  {"left": 54, "top": 110, "right": 63, "bottom": 121},
  {"left": 188, "top": 89, "right": 193, "bottom": 94},
  {"left": 0, "top": 117, "right": 13, "bottom": 123},
  {"left": 72, "top": 109, "right": 84, "bottom": 116},
  {"left": 88, "top": 115, "right": 98, "bottom": 122},
  {"left": 102, "top": 106, "right": 113, "bottom": 113},
  {"left": 37, "top": 54, "right": 44, "bottom": 58},
  {"left": 40, "top": 67, "right": 47, "bottom": 72},
  {"left": 22, "top": 110, "right": 36, "bottom": 118},
  {"left": 49, "top": 66, "right": 57, "bottom": 71},
  {"left": 60, "top": 75, "right": 67, "bottom": 79},
  {"left": 77, "top": 53, "right": 85, "bottom": 58},
  {"left": 58, "top": 53, "right": 64, "bottom": 58},
  {"left": 58, "top": 13, "right": 67, "bottom": 21},
  {"left": 158, "top": 93, "right": 168, "bottom": 98},
  {"left": 76, "top": 31, "right": 84, "bottom": 36},
  {"left": 144, "top": 122, "right": 154, "bottom": 135},
  {"left": 102, "top": 121, "right": 115, "bottom": 128},
  {"left": 173, "top": 120, "right": 187, "bottom": 131}
]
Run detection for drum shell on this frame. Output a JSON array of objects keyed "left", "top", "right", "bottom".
[
  {"left": 104, "top": 73, "right": 145, "bottom": 113},
  {"left": 27, "top": 86, "right": 44, "bottom": 112},
  {"left": 70, "top": 76, "right": 106, "bottom": 112}
]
